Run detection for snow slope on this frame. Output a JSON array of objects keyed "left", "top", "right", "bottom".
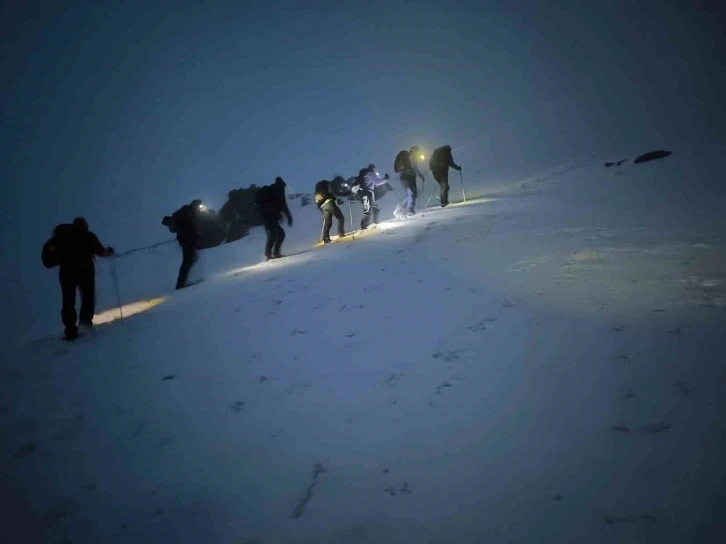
[{"left": 3, "top": 142, "right": 726, "bottom": 543}]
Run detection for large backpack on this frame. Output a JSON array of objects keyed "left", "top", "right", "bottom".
[
  {"left": 41, "top": 238, "right": 59, "bottom": 268},
  {"left": 393, "top": 150, "right": 411, "bottom": 173}
]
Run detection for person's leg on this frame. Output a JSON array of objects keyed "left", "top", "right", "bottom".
[
  {"left": 59, "top": 268, "right": 78, "bottom": 339},
  {"left": 438, "top": 170, "right": 450, "bottom": 206},
  {"left": 322, "top": 206, "right": 333, "bottom": 242},
  {"left": 262, "top": 216, "right": 276, "bottom": 259},
  {"left": 402, "top": 175, "right": 417, "bottom": 214},
  {"left": 176, "top": 244, "right": 197, "bottom": 288},
  {"left": 360, "top": 190, "right": 374, "bottom": 229},
  {"left": 273, "top": 223, "right": 286, "bottom": 257},
  {"left": 333, "top": 204, "right": 346, "bottom": 236},
  {"left": 78, "top": 265, "right": 96, "bottom": 325}
]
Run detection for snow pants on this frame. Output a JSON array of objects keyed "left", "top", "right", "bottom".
[
  {"left": 432, "top": 168, "right": 450, "bottom": 206},
  {"left": 176, "top": 242, "right": 198, "bottom": 290},
  {"left": 358, "top": 189, "right": 380, "bottom": 230},
  {"left": 400, "top": 173, "right": 417, "bottom": 213},
  {"left": 261, "top": 213, "right": 286, "bottom": 258},
  {"left": 59, "top": 263, "right": 95, "bottom": 337},
  {"left": 321, "top": 200, "right": 345, "bottom": 241}
]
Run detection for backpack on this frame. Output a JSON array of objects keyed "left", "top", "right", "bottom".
[
  {"left": 255, "top": 185, "right": 272, "bottom": 208},
  {"left": 393, "top": 150, "right": 411, "bottom": 173},
  {"left": 41, "top": 238, "right": 59, "bottom": 268}
]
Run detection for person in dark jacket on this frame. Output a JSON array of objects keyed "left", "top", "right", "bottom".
[
  {"left": 398, "top": 146, "right": 426, "bottom": 216},
  {"left": 428, "top": 145, "right": 462, "bottom": 207},
  {"left": 171, "top": 201, "right": 201, "bottom": 289},
  {"left": 42, "top": 217, "right": 114, "bottom": 340},
  {"left": 314, "top": 179, "right": 346, "bottom": 243},
  {"left": 255, "top": 177, "right": 293, "bottom": 260}
]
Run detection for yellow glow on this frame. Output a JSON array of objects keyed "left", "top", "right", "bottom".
[
  {"left": 94, "top": 297, "right": 166, "bottom": 325},
  {"left": 420, "top": 154, "right": 425, "bottom": 161},
  {"left": 225, "top": 251, "right": 317, "bottom": 278}
]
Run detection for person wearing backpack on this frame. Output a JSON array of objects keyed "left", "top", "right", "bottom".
[
  {"left": 255, "top": 177, "right": 293, "bottom": 260},
  {"left": 394, "top": 146, "right": 426, "bottom": 217},
  {"left": 41, "top": 217, "right": 115, "bottom": 341},
  {"left": 348, "top": 164, "right": 389, "bottom": 230},
  {"left": 428, "top": 145, "right": 462, "bottom": 207},
  {"left": 162, "top": 200, "right": 204, "bottom": 290},
  {"left": 314, "top": 179, "right": 346, "bottom": 243}
]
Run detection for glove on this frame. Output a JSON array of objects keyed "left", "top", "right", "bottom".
[
  {"left": 107, "top": 246, "right": 116, "bottom": 256},
  {"left": 384, "top": 173, "right": 390, "bottom": 180},
  {"left": 456, "top": 166, "right": 462, "bottom": 171},
  {"left": 288, "top": 218, "right": 293, "bottom": 227}
]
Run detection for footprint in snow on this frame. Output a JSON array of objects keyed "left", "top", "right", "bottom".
[
  {"left": 605, "top": 515, "right": 659, "bottom": 525},
  {"left": 432, "top": 349, "right": 469, "bottom": 362},
  {"left": 13, "top": 443, "right": 36, "bottom": 458},
  {"left": 609, "top": 354, "right": 630, "bottom": 361},
  {"left": 435, "top": 378, "right": 459, "bottom": 394},
  {"left": 641, "top": 422, "right": 671, "bottom": 434},
  {"left": 231, "top": 401, "right": 246, "bottom": 413},
  {"left": 674, "top": 381, "right": 690, "bottom": 396}
]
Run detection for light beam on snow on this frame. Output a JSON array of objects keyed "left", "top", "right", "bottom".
[
  {"left": 224, "top": 251, "right": 318, "bottom": 279},
  {"left": 93, "top": 297, "right": 166, "bottom": 325},
  {"left": 447, "top": 197, "right": 498, "bottom": 208},
  {"left": 375, "top": 221, "right": 405, "bottom": 232}
]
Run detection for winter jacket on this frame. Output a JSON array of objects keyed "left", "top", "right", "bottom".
[
  {"left": 43, "top": 224, "right": 111, "bottom": 269},
  {"left": 363, "top": 168, "right": 389, "bottom": 189},
  {"left": 429, "top": 145, "right": 461, "bottom": 173},
  {"left": 255, "top": 178, "right": 292, "bottom": 223}
]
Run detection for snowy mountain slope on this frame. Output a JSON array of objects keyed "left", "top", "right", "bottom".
[{"left": 3, "top": 142, "right": 726, "bottom": 543}]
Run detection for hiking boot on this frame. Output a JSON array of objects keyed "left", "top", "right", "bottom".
[
  {"left": 264, "top": 255, "right": 273, "bottom": 262},
  {"left": 64, "top": 326, "right": 79, "bottom": 341},
  {"left": 323, "top": 238, "right": 332, "bottom": 244}
]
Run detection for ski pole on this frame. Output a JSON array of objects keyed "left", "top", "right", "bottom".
[
  {"left": 459, "top": 170, "right": 467, "bottom": 202},
  {"left": 110, "top": 256, "right": 124, "bottom": 323},
  {"left": 348, "top": 200, "right": 353, "bottom": 231},
  {"left": 319, "top": 220, "right": 325, "bottom": 242}
]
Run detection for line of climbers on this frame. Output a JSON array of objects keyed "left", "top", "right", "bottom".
[{"left": 42, "top": 145, "right": 462, "bottom": 340}]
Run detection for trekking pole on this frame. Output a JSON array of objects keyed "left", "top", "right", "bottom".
[
  {"left": 425, "top": 183, "right": 436, "bottom": 209},
  {"left": 348, "top": 200, "right": 354, "bottom": 231},
  {"left": 319, "top": 220, "right": 325, "bottom": 243},
  {"left": 421, "top": 179, "right": 425, "bottom": 217},
  {"left": 110, "top": 256, "right": 124, "bottom": 322},
  {"left": 459, "top": 170, "right": 467, "bottom": 202}
]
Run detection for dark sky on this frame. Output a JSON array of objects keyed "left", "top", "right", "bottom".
[{"left": 2, "top": 0, "right": 725, "bottom": 275}]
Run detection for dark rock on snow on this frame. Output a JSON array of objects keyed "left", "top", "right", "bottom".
[{"left": 633, "top": 150, "right": 672, "bottom": 164}]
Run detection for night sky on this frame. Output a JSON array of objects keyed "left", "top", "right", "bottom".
[{"left": 2, "top": 0, "right": 725, "bottom": 275}]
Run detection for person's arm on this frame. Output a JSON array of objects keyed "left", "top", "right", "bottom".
[
  {"left": 415, "top": 164, "right": 425, "bottom": 181},
  {"left": 90, "top": 233, "right": 114, "bottom": 257},
  {"left": 281, "top": 195, "right": 293, "bottom": 226},
  {"left": 449, "top": 152, "right": 462, "bottom": 171}
]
